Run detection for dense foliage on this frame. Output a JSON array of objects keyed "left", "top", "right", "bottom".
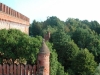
[
  {"left": 0, "top": 29, "right": 42, "bottom": 64},
  {"left": 1, "top": 16, "right": 100, "bottom": 75},
  {"left": 95, "top": 63, "right": 100, "bottom": 75},
  {"left": 29, "top": 16, "right": 100, "bottom": 75}
]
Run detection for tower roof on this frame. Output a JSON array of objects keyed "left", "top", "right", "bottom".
[{"left": 39, "top": 39, "right": 50, "bottom": 54}]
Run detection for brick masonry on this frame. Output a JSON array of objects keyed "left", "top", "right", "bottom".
[
  {"left": 0, "top": 3, "right": 30, "bottom": 34},
  {"left": 0, "top": 3, "right": 50, "bottom": 75}
]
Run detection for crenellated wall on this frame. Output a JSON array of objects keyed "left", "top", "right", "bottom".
[{"left": 0, "top": 3, "right": 30, "bottom": 34}]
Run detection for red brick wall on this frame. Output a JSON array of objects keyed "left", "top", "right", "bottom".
[
  {"left": 0, "top": 3, "right": 29, "bottom": 23},
  {"left": 0, "top": 3, "right": 30, "bottom": 34},
  {"left": 0, "top": 64, "right": 35, "bottom": 75},
  {"left": 0, "top": 11, "right": 29, "bottom": 25},
  {"left": 44, "top": 31, "right": 50, "bottom": 41},
  {"left": 37, "top": 53, "right": 50, "bottom": 75}
]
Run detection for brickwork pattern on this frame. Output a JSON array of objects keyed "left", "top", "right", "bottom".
[
  {"left": 37, "top": 53, "right": 50, "bottom": 75},
  {"left": 0, "top": 64, "right": 35, "bottom": 75},
  {"left": 0, "top": 3, "right": 30, "bottom": 34}
]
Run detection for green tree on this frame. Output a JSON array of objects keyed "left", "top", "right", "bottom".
[
  {"left": 71, "top": 49, "right": 97, "bottom": 75},
  {"left": 30, "top": 20, "right": 42, "bottom": 36},
  {"left": 95, "top": 63, "right": 100, "bottom": 75},
  {"left": 0, "top": 29, "right": 68, "bottom": 75},
  {"left": 90, "top": 21, "right": 100, "bottom": 31},
  {"left": 0, "top": 29, "right": 42, "bottom": 64},
  {"left": 72, "top": 28, "right": 92, "bottom": 48},
  {"left": 72, "top": 28, "right": 100, "bottom": 63},
  {"left": 44, "top": 16, "right": 65, "bottom": 27},
  {"left": 46, "top": 42, "right": 68, "bottom": 75},
  {"left": 61, "top": 41, "right": 79, "bottom": 71},
  {"left": 51, "top": 29, "right": 79, "bottom": 71}
]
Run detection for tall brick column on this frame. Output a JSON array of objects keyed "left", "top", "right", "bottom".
[{"left": 37, "top": 39, "right": 50, "bottom": 75}]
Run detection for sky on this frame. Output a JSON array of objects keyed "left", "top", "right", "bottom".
[{"left": 0, "top": 0, "right": 100, "bottom": 23}]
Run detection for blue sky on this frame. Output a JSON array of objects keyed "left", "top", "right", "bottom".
[{"left": 0, "top": 0, "right": 100, "bottom": 23}]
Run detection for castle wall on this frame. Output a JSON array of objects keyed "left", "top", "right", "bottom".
[
  {"left": 0, "top": 20, "right": 9, "bottom": 29},
  {"left": 0, "top": 11, "right": 29, "bottom": 25},
  {"left": 0, "top": 3, "right": 29, "bottom": 34},
  {"left": 0, "top": 20, "right": 29, "bottom": 34}
]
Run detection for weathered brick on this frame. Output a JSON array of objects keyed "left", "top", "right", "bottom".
[{"left": 0, "top": 3, "right": 30, "bottom": 34}]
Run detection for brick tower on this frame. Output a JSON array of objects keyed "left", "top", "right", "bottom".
[
  {"left": 44, "top": 31, "right": 50, "bottom": 41},
  {"left": 37, "top": 39, "right": 50, "bottom": 75},
  {"left": 0, "top": 3, "right": 30, "bottom": 34}
]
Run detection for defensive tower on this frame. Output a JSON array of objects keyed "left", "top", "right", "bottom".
[{"left": 37, "top": 39, "right": 50, "bottom": 75}]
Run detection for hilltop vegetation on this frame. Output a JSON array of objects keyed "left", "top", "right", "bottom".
[
  {"left": 1, "top": 16, "right": 100, "bottom": 75},
  {"left": 29, "top": 16, "right": 100, "bottom": 75}
]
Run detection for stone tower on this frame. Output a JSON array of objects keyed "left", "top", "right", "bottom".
[
  {"left": 44, "top": 31, "right": 50, "bottom": 41},
  {"left": 37, "top": 39, "right": 50, "bottom": 75}
]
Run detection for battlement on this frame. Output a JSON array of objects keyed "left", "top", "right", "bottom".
[
  {"left": 0, "top": 3, "right": 29, "bottom": 25},
  {"left": 0, "top": 3, "right": 30, "bottom": 34}
]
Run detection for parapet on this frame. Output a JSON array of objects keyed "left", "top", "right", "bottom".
[{"left": 0, "top": 3, "right": 29, "bottom": 25}]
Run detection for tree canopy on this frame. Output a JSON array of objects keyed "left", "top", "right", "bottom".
[
  {"left": 29, "top": 16, "right": 100, "bottom": 75},
  {"left": 1, "top": 16, "right": 100, "bottom": 75}
]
